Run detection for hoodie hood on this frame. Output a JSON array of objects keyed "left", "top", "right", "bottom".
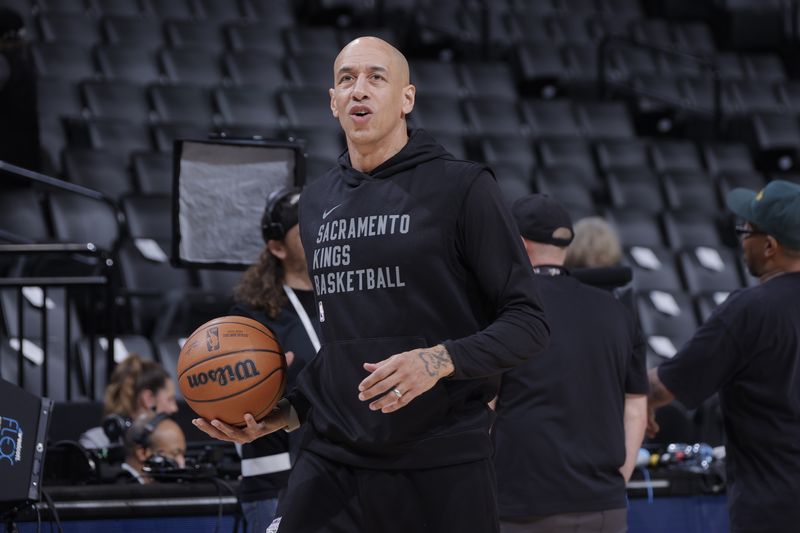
[{"left": 338, "top": 129, "right": 451, "bottom": 186}]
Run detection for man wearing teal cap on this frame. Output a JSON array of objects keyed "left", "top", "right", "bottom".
[{"left": 647, "top": 180, "right": 800, "bottom": 533}]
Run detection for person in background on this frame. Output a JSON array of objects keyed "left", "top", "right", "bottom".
[
  {"left": 564, "top": 216, "right": 623, "bottom": 269},
  {"left": 117, "top": 412, "right": 186, "bottom": 485},
  {"left": 80, "top": 353, "right": 178, "bottom": 449},
  {"left": 229, "top": 188, "right": 319, "bottom": 533},
  {"left": 647, "top": 180, "right": 800, "bottom": 533},
  {"left": 494, "top": 194, "right": 647, "bottom": 533}
]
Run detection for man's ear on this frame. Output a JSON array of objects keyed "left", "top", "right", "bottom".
[
  {"left": 267, "top": 239, "right": 288, "bottom": 260},
  {"left": 330, "top": 88, "right": 339, "bottom": 118},
  {"left": 401, "top": 84, "right": 416, "bottom": 116},
  {"left": 135, "top": 446, "right": 150, "bottom": 464},
  {"left": 764, "top": 235, "right": 779, "bottom": 259}
]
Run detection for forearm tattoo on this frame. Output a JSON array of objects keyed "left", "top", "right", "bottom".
[{"left": 418, "top": 345, "right": 453, "bottom": 378}]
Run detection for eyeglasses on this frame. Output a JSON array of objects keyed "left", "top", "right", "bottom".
[{"left": 734, "top": 225, "right": 765, "bottom": 240}]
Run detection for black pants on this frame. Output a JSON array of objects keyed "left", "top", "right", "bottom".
[{"left": 270, "top": 450, "right": 499, "bottom": 533}]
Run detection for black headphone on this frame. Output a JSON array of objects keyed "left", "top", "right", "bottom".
[
  {"left": 130, "top": 412, "right": 171, "bottom": 448},
  {"left": 102, "top": 413, "right": 133, "bottom": 444},
  {"left": 261, "top": 187, "right": 301, "bottom": 242}
]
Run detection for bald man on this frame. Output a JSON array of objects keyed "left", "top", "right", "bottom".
[
  {"left": 121, "top": 413, "right": 186, "bottom": 484},
  {"left": 194, "top": 37, "right": 549, "bottom": 533}
]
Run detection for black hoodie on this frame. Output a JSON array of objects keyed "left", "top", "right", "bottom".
[{"left": 290, "top": 129, "right": 549, "bottom": 469}]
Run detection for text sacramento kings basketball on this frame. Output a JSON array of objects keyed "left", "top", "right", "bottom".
[{"left": 313, "top": 212, "right": 409, "bottom": 295}]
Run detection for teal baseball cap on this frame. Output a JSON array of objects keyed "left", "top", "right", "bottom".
[{"left": 726, "top": 180, "right": 800, "bottom": 250}]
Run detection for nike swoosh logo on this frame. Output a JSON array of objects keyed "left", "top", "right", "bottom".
[{"left": 322, "top": 203, "right": 344, "bottom": 219}]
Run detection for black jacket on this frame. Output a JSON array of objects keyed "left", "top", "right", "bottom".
[{"left": 289, "top": 129, "right": 549, "bottom": 469}]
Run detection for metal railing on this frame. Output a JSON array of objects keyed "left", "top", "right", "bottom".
[{"left": 0, "top": 161, "right": 121, "bottom": 401}]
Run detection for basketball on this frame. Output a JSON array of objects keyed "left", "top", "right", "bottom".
[{"left": 177, "top": 316, "right": 287, "bottom": 427}]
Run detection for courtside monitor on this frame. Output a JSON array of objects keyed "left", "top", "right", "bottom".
[
  {"left": 0, "top": 379, "right": 52, "bottom": 508},
  {"left": 171, "top": 138, "right": 306, "bottom": 270}
]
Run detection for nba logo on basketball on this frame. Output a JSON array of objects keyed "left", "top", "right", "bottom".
[{"left": 206, "top": 327, "right": 220, "bottom": 351}]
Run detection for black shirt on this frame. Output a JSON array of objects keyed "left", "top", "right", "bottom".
[
  {"left": 230, "top": 288, "right": 319, "bottom": 502},
  {"left": 658, "top": 272, "right": 800, "bottom": 533},
  {"left": 494, "top": 273, "right": 647, "bottom": 518},
  {"left": 291, "top": 129, "right": 550, "bottom": 469}
]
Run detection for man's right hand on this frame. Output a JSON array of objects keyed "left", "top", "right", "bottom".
[{"left": 192, "top": 399, "right": 291, "bottom": 444}]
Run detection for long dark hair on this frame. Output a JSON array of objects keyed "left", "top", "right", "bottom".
[{"left": 233, "top": 247, "right": 287, "bottom": 319}]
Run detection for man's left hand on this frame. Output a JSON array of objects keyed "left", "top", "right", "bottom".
[{"left": 358, "top": 344, "right": 454, "bottom": 413}]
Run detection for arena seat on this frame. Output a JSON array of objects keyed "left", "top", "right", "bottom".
[
  {"left": 283, "top": 26, "right": 339, "bottom": 57},
  {"left": 215, "top": 87, "right": 282, "bottom": 129},
  {"left": 95, "top": 45, "right": 162, "bottom": 84},
  {"left": 82, "top": 80, "right": 150, "bottom": 122},
  {"left": 32, "top": 42, "right": 97, "bottom": 80},
  {"left": 225, "top": 22, "right": 286, "bottom": 54},
  {"left": 463, "top": 98, "right": 525, "bottom": 137},
  {"left": 479, "top": 135, "right": 536, "bottom": 171},
  {"left": 149, "top": 84, "right": 217, "bottom": 124},
  {"left": 410, "top": 60, "right": 463, "bottom": 98},
  {"left": 285, "top": 127, "right": 345, "bottom": 161},
  {"left": 223, "top": 50, "right": 286, "bottom": 89},
  {"left": 36, "top": 0, "right": 86, "bottom": 13},
  {"left": 164, "top": 20, "right": 225, "bottom": 52},
  {"left": 143, "top": 0, "right": 195, "bottom": 19},
  {"left": 37, "top": 78, "right": 84, "bottom": 117},
  {"left": 595, "top": 139, "right": 651, "bottom": 172},
  {"left": 0, "top": 189, "right": 51, "bottom": 242},
  {"left": 702, "top": 142, "right": 754, "bottom": 176},
  {"left": 62, "top": 148, "right": 134, "bottom": 199},
  {"left": 48, "top": 192, "right": 121, "bottom": 252},
  {"left": 678, "top": 247, "right": 744, "bottom": 295},
  {"left": 650, "top": 139, "right": 704, "bottom": 173},
  {"left": 522, "top": 99, "right": 582, "bottom": 138},
  {"left": 37, "top": 12, "right": 101, "bottom": 46},
  {"left": 75, "top": 334, "right": 156, "bottom": 399},
  {"left": 285, "top": 54, "right": 335, "bottom": 89},
  {"left": 86, "top": 118, "right": 153, "bottom": 157},
  {"left": 606, "top": 209, "right": 666, "bottom": 248},
  {"left": 663, "top": 211, "right": 724, "bottom": 249},
  {"left": 607, "top": 168, "right": 668, "bottom": 213},
  {"left": 160, "top": 47, "right": 223, "bottom": 86},
  {"left": 132, "top": 152, "right": 172, "bottom": 195},
  {"left": 459, "top": 61, "right": 518, "bottom": 101},
  {"left": 89, "top": 0, "right": 144, "bottom": 17},
  {"left": 194, "top": 0, "right": 247, "bottom": 21},
  {"left": 538, "top": 138, "right": 598, "bottom": 187},
  {"left": 662, "top": 170, "right": 721, "bottom": 213},
  {"left": 626, "top": 247, "right": 684, "bottom": 292},
  {"left": 151, "top": 122, "right": 212, "bottom": 152},
  {"left": 575, "top": 101, "right": 635, "bottom": 139},
  {"left": 280, "top": 88, "right": 341, "bottom": 130}
]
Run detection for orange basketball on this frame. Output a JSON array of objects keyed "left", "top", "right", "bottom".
[{"left": 177, "top": 316, "right": 286, "bottom": 427}]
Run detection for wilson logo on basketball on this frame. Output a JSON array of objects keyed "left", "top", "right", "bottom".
[
  {"left": 186, "top": 359, "right": 261, "bottom": 388},
  {"left": 206, "top": 327, "right": 220, "bottom": 351}
]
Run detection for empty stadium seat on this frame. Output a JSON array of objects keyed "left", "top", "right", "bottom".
[
  {"left": 286, "top": 54, "right": 334, "bottom": 89},
  {"left": 215, "top": 87, "right": 282, "bottom": 129},
  {"left": 283, "top": 26, "right": 339, "bottom": 57},
  {"left": 515, "top": 43, "right": 569, "bottom": 98},
  {"left": 49, "top": 192, "right": 121, "bottom": 251},
  {"left": 575, "top": 101, "right": 635, "bottom": 139},
  {"left": 36, "top": 0, "right": 86, "bottom": 13},
  {"left": 159, "top": 47, "right": 223, "bottom": 86},
  {"left": 285, "top": 128, "right": 345, "bottom": 161},
  {"left": 32, "top": 43, "right": 97, "bottom": 80},
  {"left": 751, "top": 113, "right": 800, "bottom": 172},
  {"left": 143, "top": 0, "right": 195, "bottom": 19},
  {"left": 62, "top": 148, "right": 134, "bottom": 199},
  {"left": 149, "top": 84, "right": 216, "bottom": 125},
  {"left": 663, "top": 211, "right": 724, "bottom": 249},
  {"left": 538, "top": 138, "right": 597, "bottom": 187},
  {"left": 89, "top": 0, "right": 144, "bottom": 17},
  {"left": 151, "top": 122, "right": 212, "bottom": 152},
  {"left": 637, "top": 290, "right": 698, "bottom": 352},
  {"left": 459, "top": 62, "right": 518, "bottom": 100},
  {"left": 479, "top": 135, "right": 536, "bottom": 171},
  {"left": 535, "top": 170, "right": 596, "bottom": 214},
  {"left": 195, "top": 0, "right": 247, "bottom": 21},
  {"left": 132, "top": 152, "right": 172, "bottom": 194},
  {"left": 595, "top": 139, "right": 650, "bottom": 172},
  {"left": 606, "top": 209, "right": 666, "bottom": 248},
  {"left": 663, "top": 170, "right": 721, "bottom": 213},
  {"left": 225, "top": 22, "right": 285, "bottom": 54},
  {"left": 37, "top": 78, "right": 84, "bottom": 117},
  {"left": 37, "top": 12, "right": 101, "bottom": 46},
  {"left": 76, "top": 334, "right": 156, "bottom": 399},
  {"left": 224, "top": 50, "right": 286, "bottom": 88},
  {"left": 522, "top": 99, "right": 582, "bottom": 138},
  {"left": 463, "top": 98, "right": 524, "bottom": 136},
  {"left": 703, "top": 142, "right": 754, "bottom": 176},
  {"left": 427, "top": 131, "right": 468, "bottom": 160},
  {"left": 81, "top": 80, "right": 150, "bottom": 122},
  {"left": 411, "top": 60, "right": 463, "bottom": 98},
  {"left": 607, "top": 168, "right": 667, "bottom": 213},
  {"left": 165, "top": 19, "right": 225, "bottom": 52},
  {"left": 625, "top": 246, "right": 684, "bottom": 292},
  {"left": 101, "top": 16, "right": 165, "bottom": 50},
  {"left": 650, "top": 140, "right": 704, "bottom": 173},
  {"left": 95, "top": 45, "right": 162, "bottom": 83},
  {"left": 86, "top": 119, "right": 153, "bottom": 157},
  {"left": 0, "top": 189, "right": 50, "bottom": 243},
  {"left": 280, "top": 88, "right": 340, "bottom": 130},
  {"left": 679, "top": 247, "right": 743, "bottom": 294}
]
